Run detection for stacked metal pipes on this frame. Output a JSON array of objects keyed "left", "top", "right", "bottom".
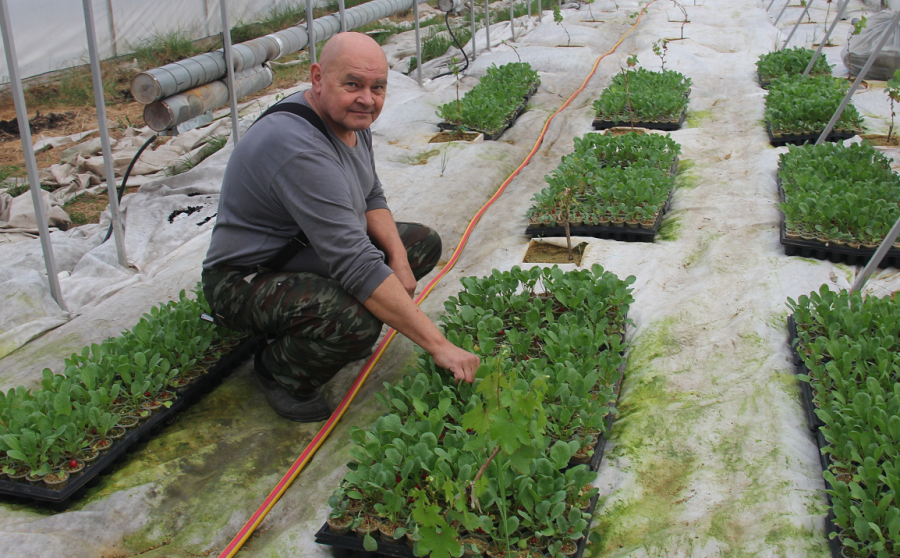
[{"left": 132, "top": 0, "right": 428, "bottom": 131}]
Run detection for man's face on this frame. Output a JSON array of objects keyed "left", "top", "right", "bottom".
[{"left": 313, "top": 56, "right": 388, "bottom": 133}]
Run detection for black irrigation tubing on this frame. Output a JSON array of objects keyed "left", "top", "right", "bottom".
[
  {"left": 433, "top": 11, "right": 471, "bottom": 80},
  {"left": 103, "top": 134, "right": 157, "bottom": 243}
]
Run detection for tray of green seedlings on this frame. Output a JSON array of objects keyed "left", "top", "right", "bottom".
[
  {"left": 786, "top": 286, "right": 900, "bottom": 558},
  {"left": 756, "top": 47, "right": 833, "bottom": 89},
  {"left": 525, "top": 131, "right": 681, "bottom": 243},
  {"left": 777, "top": 142, "right": 900, "bottom": 268},
  {"left": 0, "top": 287, "right": 259, "bottom": 510},
  {"left": 592, "top": 68, "right": 691, "bottom": 131},
  {"left": 315, "top": 265, "right": 634, "bottom": 558},
  {"left": 436, "top": 62, "right": 540, "bottom": 141},
  {"left": 765, "top": 75, "right": 865, "bottom": 146}
]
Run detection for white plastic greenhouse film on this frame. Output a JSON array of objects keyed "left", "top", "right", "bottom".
[
  {"left": 0, "top": 0, "right": 325, "bottom": 84},
  {"left": 83, "top": 0, "right": 127, "bottom": 269},
  {"left": 0, "top": 0, "right": 67, "bottom": 312}
]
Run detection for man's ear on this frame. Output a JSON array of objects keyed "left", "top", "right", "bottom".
[{"left": 309, "top": 63, "right": 323, "bottom": 88}]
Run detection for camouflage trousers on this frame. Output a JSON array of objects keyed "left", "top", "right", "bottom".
[{"left": 201, "top": 222, "right": 441, "bottom": 397}]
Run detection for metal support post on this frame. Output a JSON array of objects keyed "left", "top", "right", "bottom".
[
  {"left": 485, "top": 0, "right": 492, "bottom": 50},
  {"left": 510, "top": 0, "right": 516, "bottom": 41},
  {"left": 767, "top": 0, "right": 777, "bottom": 10},
  {"left": 816, "top": 8, "right": 900, "bottom": 144},
  {"left": 781, "top": 0, "right": 814, "bottom": 50},
  {"left": 850, "top": 214, "right": 900, "bottom": 293},
  {"left": 0, "top": 0, "right": 67, "bottom": 310},
  {"left": 413, "top": 0, "right": 422, "bottom": 85},
  {"left": 220, "top": 0, "right": 241, "bottom": 144},
  {"left": 773, "top": 0, "right": 790, "bottom": 26},
  {"left": 803, "top": 0, "right": 851, "bottom": 76},
  {"left": 471, "top": 1, "right": 477, "bottom": 60},
  {"left": 339, "top": 0, "right": 346, "bottom": 31},
  {"left": 850, "top": 215, "right": 900, "bottom": 293},
  {"left": 83, "top": 0, "right": 127, "bottom": 270},
  {"left": 537, "top": 0, "right": 541, "bottom": 24},
  {"left": 306, "top": 0, "right": 316, "bottom": 64}
]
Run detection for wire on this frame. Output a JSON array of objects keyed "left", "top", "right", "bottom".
[
  {"left": 215, "top": 3, "right": 656, "bottom": 557},
  {"left": 103, "top": 134, "right": 157, "bottom": 243},
  {"left": 434, "top": 10, "right": 471, "bottom": 79}
]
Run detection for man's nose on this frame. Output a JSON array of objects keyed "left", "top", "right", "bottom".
[{"left": 357, "top": 88, "right": 375, "bottom": 107}]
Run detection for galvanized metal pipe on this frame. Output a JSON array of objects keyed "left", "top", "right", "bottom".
[
  {"left": 0, "top": 0, "right": 67, "bottom": 311},
  {"left": 767, "top": 0, "right": 777, "bottom": 10},
  {"left": 132, "top": 0, "right": 430, "bottom": 105},
  {"left": 306, "top": 0, "right": 317, "bottom": 64},
  {"left": 510, "top": 0, "right": 516, "bottom": 41},
  {"left": 471, "top": 0, "right": 477, "bottom": 60},
  {"left": 339, "top": 0, "right": 346, "bottom": 31},
  {"left": 220, "top": 0, "right": 241, "bottom": 144},
  {"left": 851, "top": 215, "right": 900, "bottom": 293},
  {"left": 816, "top": 8, "right": 900, "bottom": 144},
  {"left": 485, "top": 0, "right": 491, "bottom": 50},
  {"left": 144, "top": 66, "right": 274, "bottom": 132},
  {"left": 414, "top": 0, "right": 422, "bottom": 85},
  {"left": 803, "top": 0, "right": 851, "bottom": 77},
  {"left": 781, "top": 0, "right": 814, "bottom": 50},
  {"left": 83, "top": 0, "right": 127, "bottom": 269},
  {"left": 773, "top": 0, "right": 790, "bottom": 26}
]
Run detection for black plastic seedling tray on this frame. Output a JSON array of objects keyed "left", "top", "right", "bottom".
[
  {"left": 591, "top": 108, "right": 687, "bottom": 132},
  {"left": 787, "top": 316, "right": 842, "bottom": 558},
  {"left": 525, "top": 160, "right": 678, "bottom": 243},
  {"left": 592, "top": 90, "right": 691, "bottom": 132},
  {"left": 315, "top": 492, "right": 602, "bottom": 558},
  {"left": 786, "top": 316, "right": 825, "bottom": 432},
  {"left": 777, "top": 183, "right": 900, "bottom": 268},
  {"left": 315, "top": 332, "right": 629, "bottom": 558},
  {"left": 766, "top": 120, "right": 858, "bottom": 147},
  {"left": 437, "top": 82, "right": 540, "bottom": 141},
  {"left": 0, "top": 335, "right": 264, "bottom": 510}
]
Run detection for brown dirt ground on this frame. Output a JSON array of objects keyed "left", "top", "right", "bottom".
[
  {"left": 861, "top": 134, "right": 900, "bottom": 147},
  {"left": 523, "top": 241, "right": 586, "bottom": 265}
]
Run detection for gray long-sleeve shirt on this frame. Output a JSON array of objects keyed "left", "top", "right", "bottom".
[{"left": 203, "top": 91, "right": 393, "bottom": 302}]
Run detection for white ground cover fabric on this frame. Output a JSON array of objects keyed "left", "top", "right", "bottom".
[{"left": 4, "top": 1, "right": 900, "bottom": 556}]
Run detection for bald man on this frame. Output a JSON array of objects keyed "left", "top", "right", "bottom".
[{"left": 202, "top": 33, "right": 480, "bottom": 422}]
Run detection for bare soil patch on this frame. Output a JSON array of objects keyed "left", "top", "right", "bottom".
[{"left": 523, "top": 241, "right": 586, "bottom": 265}]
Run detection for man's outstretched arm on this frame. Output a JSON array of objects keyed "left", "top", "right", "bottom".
[{"left": 363, "top": 273, "right": 480, "bottom": 383}]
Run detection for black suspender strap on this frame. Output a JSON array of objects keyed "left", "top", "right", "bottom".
[{"left": 253, "top": 101, "right": 337, "bottom": 272}]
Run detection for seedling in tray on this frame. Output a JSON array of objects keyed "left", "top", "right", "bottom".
[
  {"left": 756, "top": 46, "right": 832, "bottom": 87},
  {"left": 778, "top": 142, "right": 900, "bottom": 248},
  {"left": 765, "top": 75, "right": 864, "bottom": 143},
  {"left": 788, "top": 287, "right": 900, "bottom": 557},
  {"left": 526, "top": 132, "right": 681, "bottom": 232},
  {"left": 322, "top": 265, "right": 634, "bottom": 558},
  {"left": 592, "top": 66, "right": 691, "bottom": 129},
  {"left": 436, "top": 62, "right": 540, "bottom": 138}
]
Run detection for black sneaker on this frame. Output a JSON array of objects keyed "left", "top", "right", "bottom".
[{"left": 252, "top": 350, "right": 332, "bottom": 423}]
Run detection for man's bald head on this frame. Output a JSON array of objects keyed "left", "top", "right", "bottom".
[
  {"left": 318, "top": 32, "right": 388, "bottom": 76},
  {"left": 305, "top": 32, "right": 389, "bottom": 143}
]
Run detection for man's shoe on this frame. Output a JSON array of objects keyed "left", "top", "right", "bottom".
[{"left": 252, "top": 352, "right": 332, "bottom": 422}]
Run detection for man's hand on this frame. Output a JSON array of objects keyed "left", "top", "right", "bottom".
[
  {"left": 431, "top": 341, "right": 480, "bottom": 384},
  {"left": 389, "top": 256, "right": 417, "bottom": 298}
]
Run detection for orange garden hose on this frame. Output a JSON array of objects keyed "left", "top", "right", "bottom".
[{"left": 217, "top": 4, "right": 656, "bottom": 556}]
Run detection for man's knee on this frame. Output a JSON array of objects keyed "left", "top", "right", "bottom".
[{"left": 398, "top": 223, "right": 442, "bottom": 280}]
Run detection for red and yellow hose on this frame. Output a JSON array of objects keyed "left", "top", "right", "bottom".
[{"left": 217, "top": 4, "right": 655, "bottom": 556}]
